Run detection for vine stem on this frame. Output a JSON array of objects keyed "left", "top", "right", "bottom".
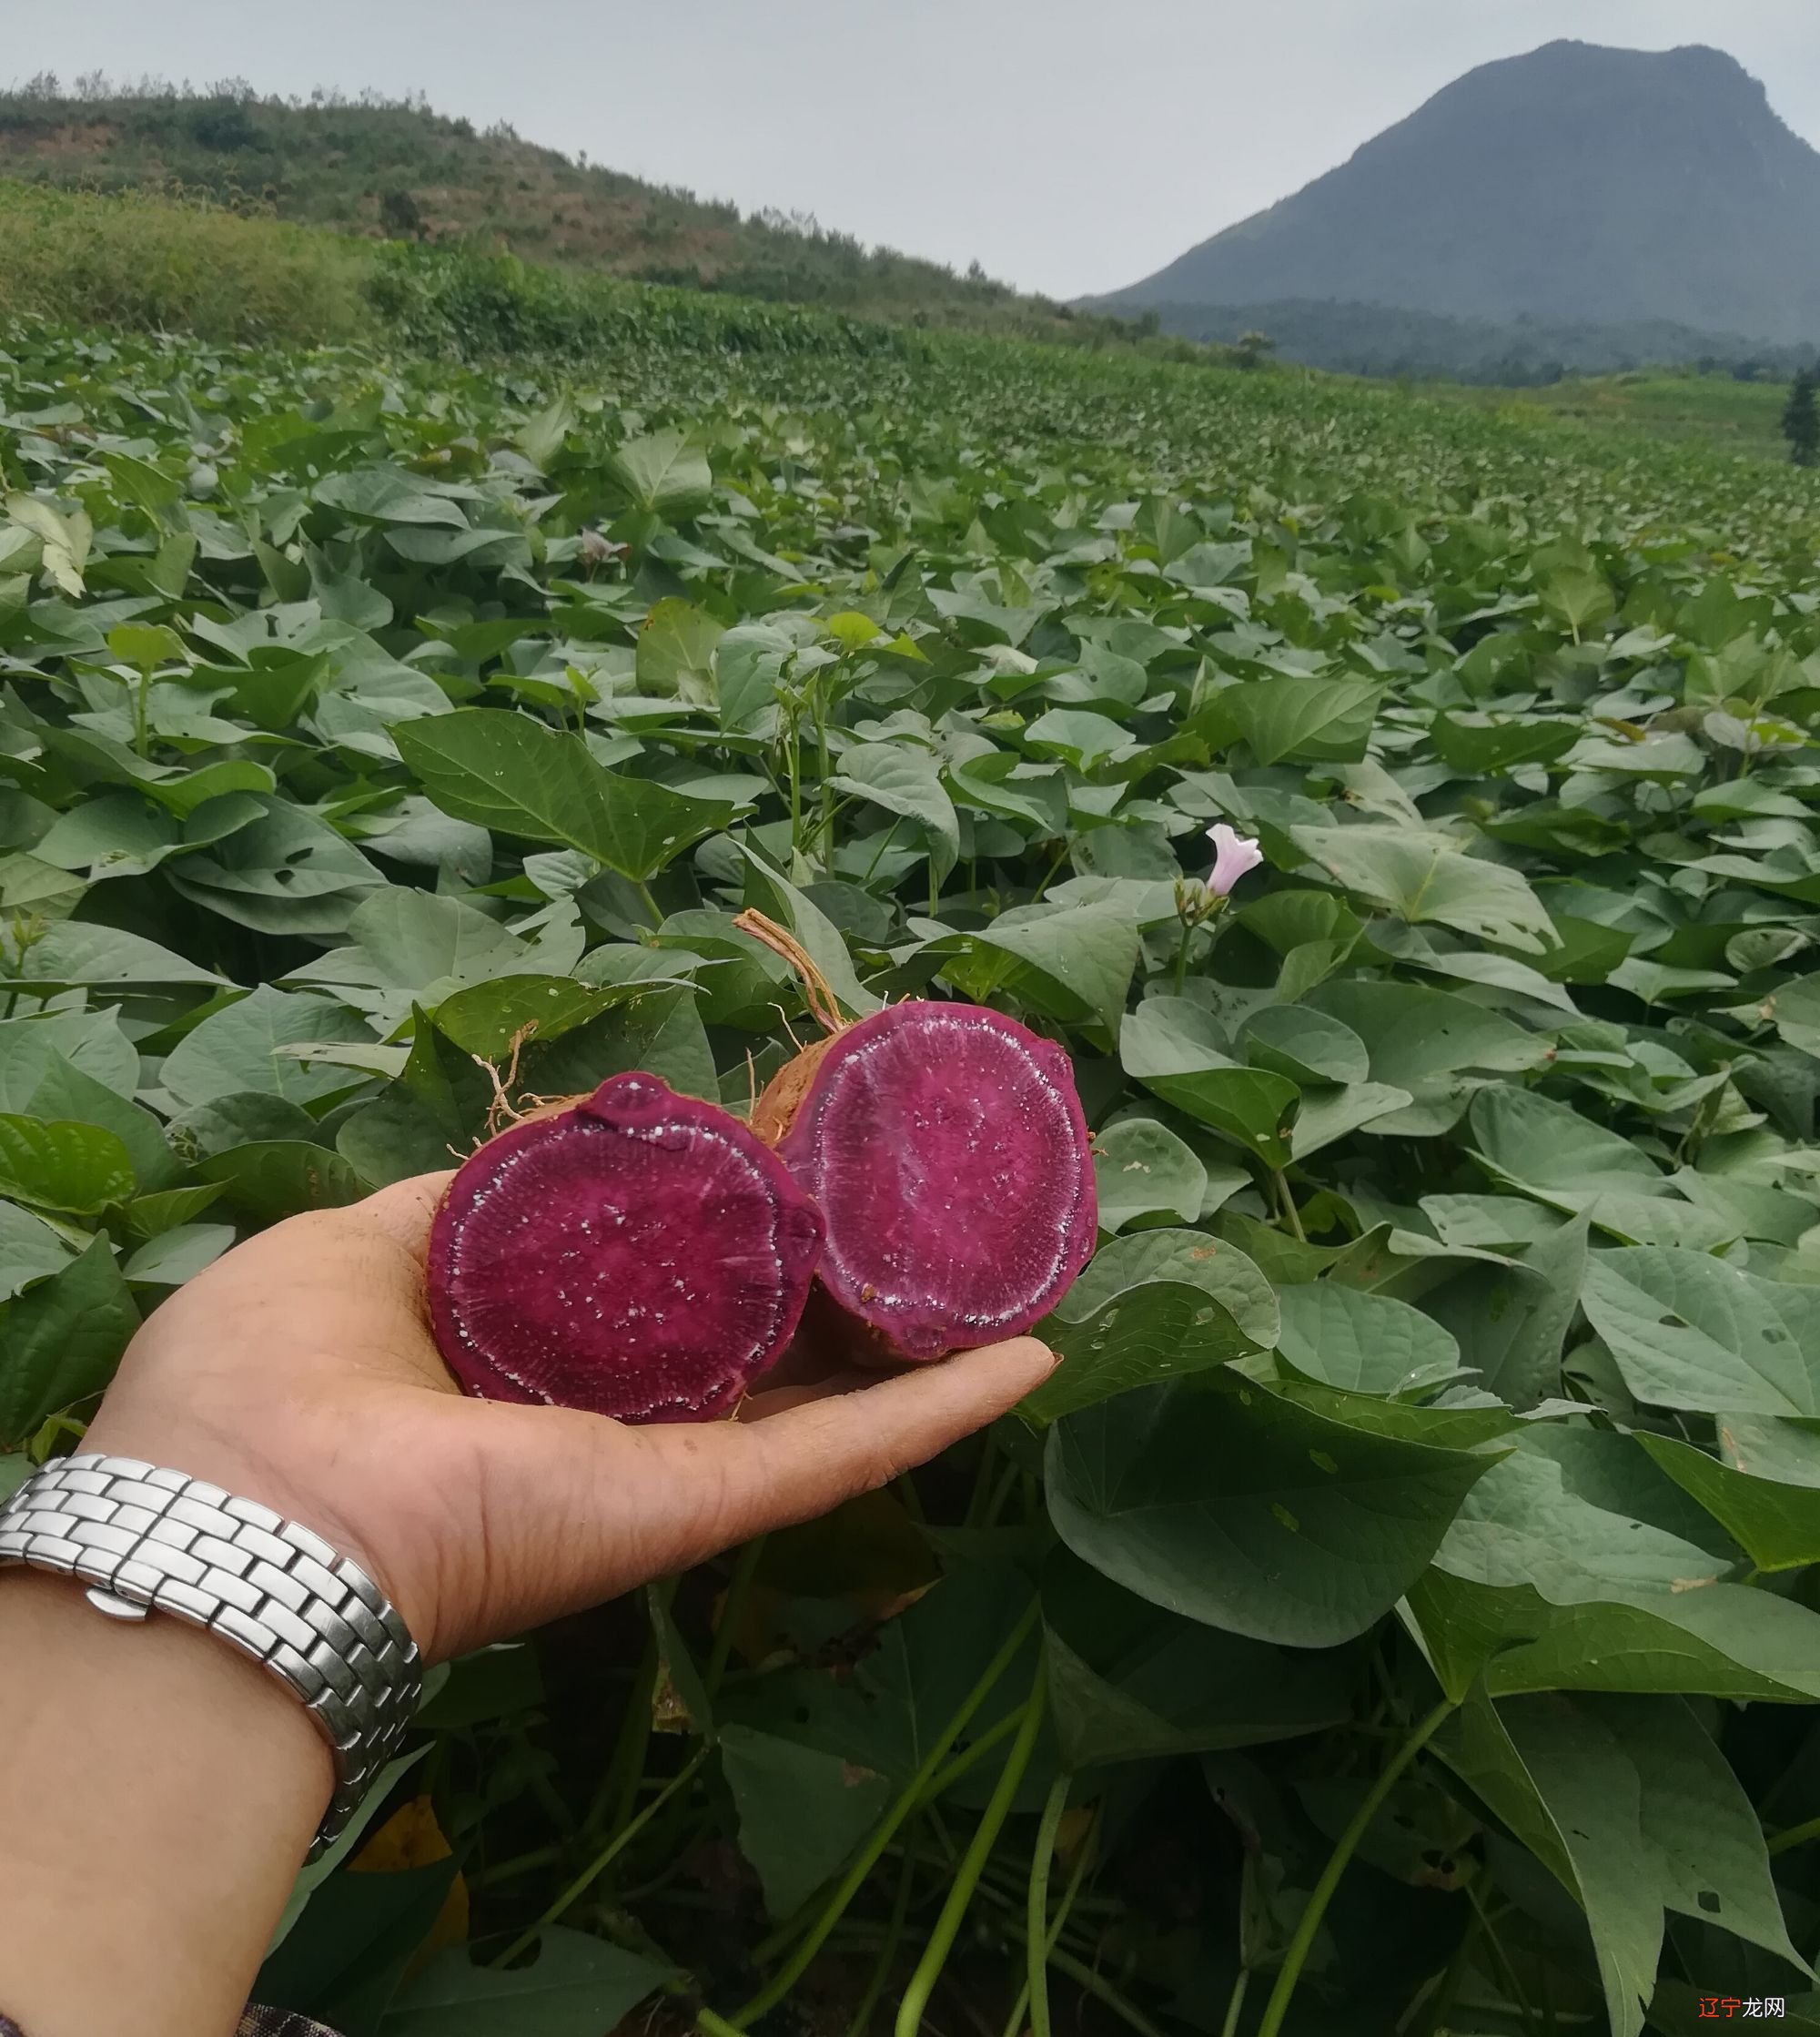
[
  {"left": 785, "top": 708, "right": 803, "bottom": 858},
  {"left": 705, "top": 1534, "right": 767, "bottom": 1696},
  {"left": 494, "top": 1744, "right": 708, "bottom": 1968},
  {"left": 862, "top": 816, "right": 904, "bottom": 884},
  {"left": 1219, "top": 1968, "right": 1251, "bottom": 2037},
  {"left": 1026, "top": 1773, "right": 1070, "bottom": 2037},
  {"left": 917, "top": 1703, "right": 1025, "bottom": 1805},
  {"left": 1462, "top": 1881, "right": 1533, "bottom": 2022},
  {"left": 727, "top": 1599, "right": 1041, "bottom": 2027},
  {"left": 1255, "top": 1699, "right": 1456, "bottom": 2037},
  {"left": 895, "top": 1663, "right": 1049, "bottom": 2037},
  {"left": 994, "top": 1923, "right": 1170, "bottom": 2037},
  {"left": 589, "top": 1586, "right": 670, "bottom": 1839},
  {"left": 844, "top": 1834, "right": 920, "bottom": 2037},
  {"left": 997, "top": 1805, "right": 1098, "bottom": 2037},
  {"left": 1270, "top": 1168, "right": 1307, "bottom": 1242},
  {"left": 1032, "top": 838, "right": 1072, "bottom": 901},
  {"left": 1767, "top": 1810, "right": 1820, "bottom": 1856}
]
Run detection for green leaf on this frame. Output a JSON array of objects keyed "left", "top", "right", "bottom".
[
  {"left": 1046, "top": 1373, "right": 1495, "bottom": 1647},
  {"left": 604, "top": 427, "right": 713, "bottom": 521},
  {"left": 0, "top": 1010, "right": 139, "bottom": 1108},
  {"left": 1121, "top": 996, "right": 1299, "bottom": 1165},
  {"left": 431, "top": 975, "right": 641, "bottom": 1059},
  {"left": 1026, "top": 1282, "right": 1265, "bottom": 1425},
  {"left": 1287, "top": 1079, "right": 1415, "bottom": 1158},
  {"left": 1275, "top": 1283, "right": 1461, "bottom": 1396},
  {"left": 393, "top": 710, "right": 733, "bottom": 880},
  {"left": 516, "top": 393, "right": 575, "bottom": 471},
  {"left": 314, "top": 464, "right": 473, "bottom": 525},
  {"left": 1431, "top": 711, "right": 1580, "bottom": 774},
  {"left": 340, "top": 888, "right": 530, "bottom": 994},
  {"left": 0, "top": 1198, "right": 76, "bottom": 1302},
  {"left": 636, "top": 597, "right": 723, "bottom": 705},
  {"left": 1, "top": 919, "right": 224, "bottom": 990},
  {"left": 102, "top": 449, "right": 185, "bottom": 513},
  {"left": 520, "top": 985, "right": 716, "bottom": 1103},
  {"left": 1057, "top": 1226, "right": 1279, "bottom": 1340},
  {"left": 0, "top": 1237, "right": 138, "bottom": 1448},
  {"left": 27, "top": 1053, "right": 179, "bottom": 1191},
  {"left": 1091, "top": 1118, "right": 1207, "bottom": 1232},
  {"left": 1539, "top": 563, "right": 1616, "bottom": 635},
  {"left": 946, "top": 752, "right": 1067, "bottom": 833},
  {"left": 1221, "top": 675, "right": 1380, "bottom": 766},
  {"left": 1418, "top": 1215, "right": 1590, "bottom": 1410},
  {"left": 1293, "top": 826, "right": 1559, "bottom": 955},
  {"left": 165, "top": 796, "right": 382, "bottom": 937},
  {"left": 125, "top": 1184, "right": 228, "bottom": 1238},
  {"left": 720, "top": 1724, "right": 890, "bottom": 1920},
  {"left": 34, "top": 794, "right": 182, "bottom": 879},
  {"left": 1481, "top": 1585, "right": 1820, "bottom": 1703},
  {"left": 1639, "top": 1429, "right": 1820, "bottom": 1573},
  {"left": 956, "top": 903, "right": 1141, "bottom": 1042},
  {"left": 735, "top": 847, "right": 880, "bottom": 1017},
  {"left": 1469, "top": 1086, "right": 1667, "bottom": 1208},
  {"left": 829, "top": 743, "right": 960, "bottom": 878},
  {"left": 161, "top": 987, "right": 376, "bottom": 1109},
  {"left": 1435, "top": 1692, "right": 1806, "bottom": 2037},
  {"left": 0, "top": 1115, "right": 136, "bottom": 1214},
  {"left": 1431, "top": 1427, "right": 1742, "bottom": 1606},
  {"left": 380, "top": 1929, "right": 676, "bottom": 2035},
  {"left": 1301, "top": 979, "right": 1547, "bottom": 1133},
  {"left": 1580, "top": 1247, "right": 1820, "bottom": 1415},
  {"left": 196, "top": 1141, "right": 369, "bottom": 1225},
  {"left": 1025, "top": 707, "right": 1128, "bottom": 770},
  {"left": 1041, "top": 1549, "right": 1352, "bottom": 1768},
  {"left": 106, "top": 621, "right": 183, "bottom": 674},
  {"left": 7, "top": 492, "right": 89, "bottom": 594},
  {"left": 1239, "top": 1004, "right": 1369, "bottom": 1087},
  {"left": 121, "top": 1222, "right": 236, "bottom": 1285},
  {"left": 1767, "top": 974, "right": 1820, "bottom": 1062}
]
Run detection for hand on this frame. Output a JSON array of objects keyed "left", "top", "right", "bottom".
[{"left": 85, "top": 1171, "right": 1057, "bottom": 1664}]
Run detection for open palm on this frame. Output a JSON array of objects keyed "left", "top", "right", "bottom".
[{"left": 85, "top": 1173, "right": 1056, "bottom": 1663}]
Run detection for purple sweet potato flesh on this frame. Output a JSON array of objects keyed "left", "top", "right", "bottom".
[
  {"left": 776, "top": 1003, "right": 1096, "bottom": 1361},
  {"left": 427, "top": 1072, "right": 824, "bottom": 1424}
]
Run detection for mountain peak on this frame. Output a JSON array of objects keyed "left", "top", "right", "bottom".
[{"left": 1101, "top": 39, "right": 1820, "bottom": 345}]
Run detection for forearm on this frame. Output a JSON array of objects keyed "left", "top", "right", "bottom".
[{"left": 0, "top": 1571, "right": 332, "bottom": 2037}]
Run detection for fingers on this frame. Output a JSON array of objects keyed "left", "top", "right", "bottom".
[
  {"left": 468, "top": 1336, "right": 1055, "bottom": 1635},
  {"left": 682, "top": 1336, "right": 1057, "bottom": 1545},
  {"left": 739, "top": 1370, "right": 877, "bottom": 1418}
]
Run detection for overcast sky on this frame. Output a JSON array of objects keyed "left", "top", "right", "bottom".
[{"left": 10, "top": 1, "right": 1820, "bottom": 298}]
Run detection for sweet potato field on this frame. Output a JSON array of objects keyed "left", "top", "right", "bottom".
[{"left": 8, "top": 309, "right": 1820, "bottom": 2035}]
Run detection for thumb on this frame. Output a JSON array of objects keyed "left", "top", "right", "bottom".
[{"left": 485, "top": 1338, "right": 1058, "bottom": 1623}]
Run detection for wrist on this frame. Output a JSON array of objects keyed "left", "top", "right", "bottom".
[
  {"left": 0, "top": 1567, "right": 332, "bottom": 2036},
  {"left": 3, "top": 1452, "right": 423, "bottom": 1864}
]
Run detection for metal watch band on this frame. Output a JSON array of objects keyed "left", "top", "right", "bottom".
[{"left": 0, "top": 1454, "right": 422, "bottom": 1860}]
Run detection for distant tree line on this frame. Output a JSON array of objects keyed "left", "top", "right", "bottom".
[
  {"left": 1103, "top": 296, "right": 1820, "bottom": 387},
  {"left": 1785, "top": 370, "right": 1820, "bottom": 466}
]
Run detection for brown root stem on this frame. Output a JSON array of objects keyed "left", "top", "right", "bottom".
[
  {"left": 733, "top": 908, "right": 847, "bottom": 1036},
  {"left": 474, "top": 1021, "right": 540, "bottom": 1137}
]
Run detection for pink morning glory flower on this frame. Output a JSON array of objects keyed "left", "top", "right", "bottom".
[{"left": 1206, "top": 822, "right": 1264, "bottom": 897}]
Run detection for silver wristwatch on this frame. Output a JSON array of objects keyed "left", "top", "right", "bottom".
[{"left": 0, "top": 1454, "right": 423, "bottom": 1860}]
